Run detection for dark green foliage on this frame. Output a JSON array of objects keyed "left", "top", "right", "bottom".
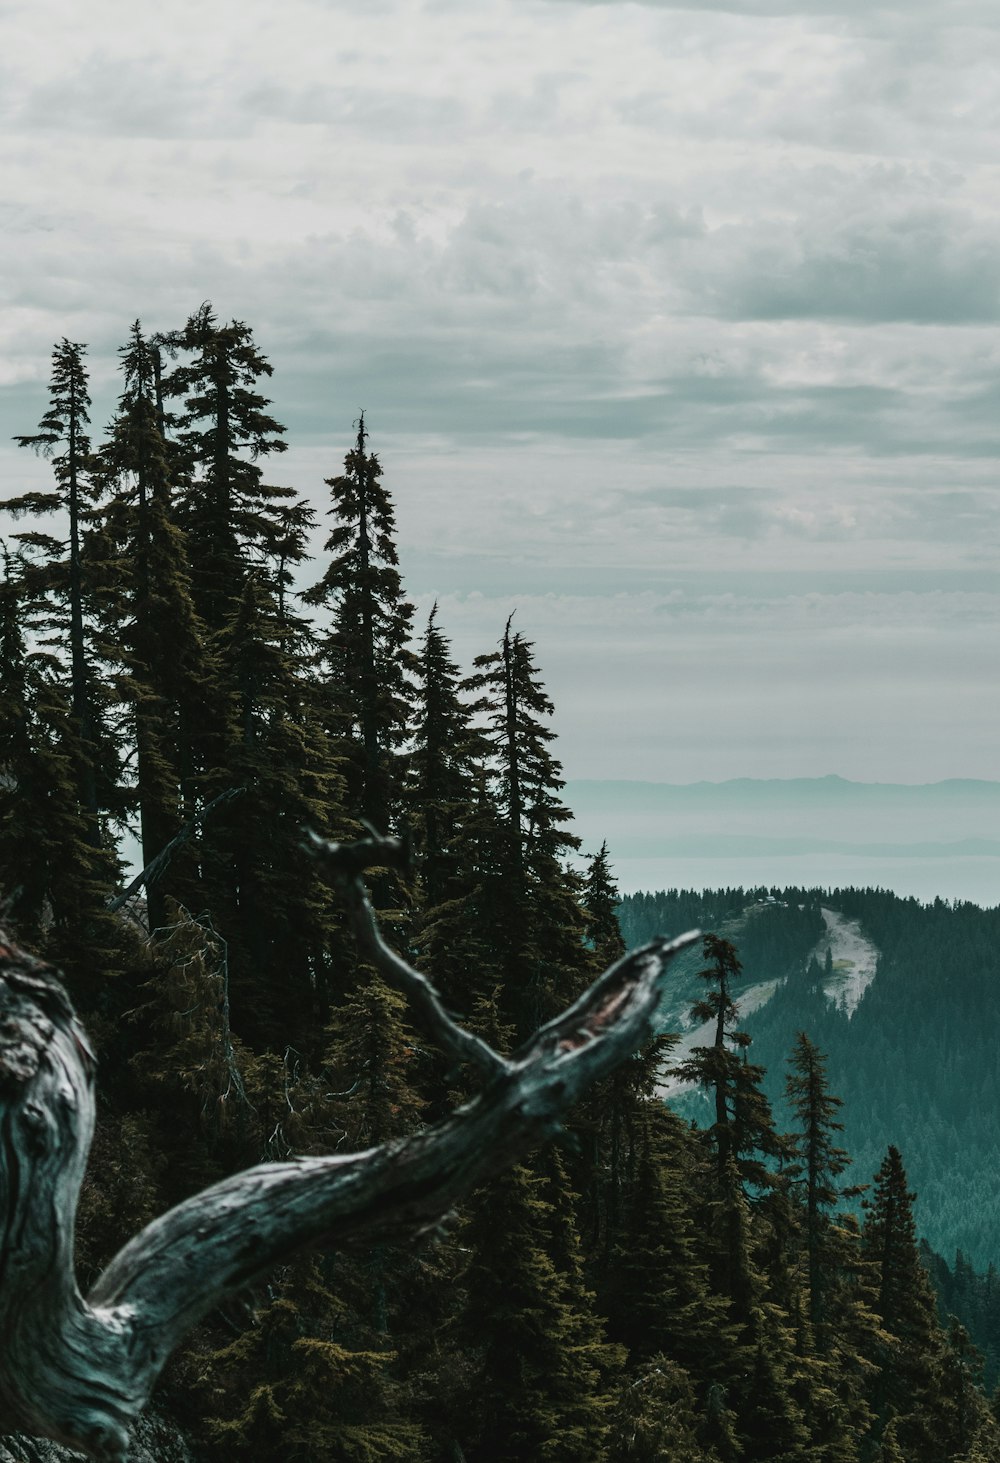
[
  {"left": 459, "top": 1160, "right": 622, "bottom": 1462},
  {"left": 603, "top": 1107, "right": 736, "bottom": 1379},
  {"left": 861, "top": 1146, "right": 951, "bottom": 1461},
  {"left": 192, "top": 1257, "right": 428, "bottom": 1463},
  {"left": 607, "top": 1357, "right": 722, "bottom": 1462},
  {"left": 92, "top": 320, "right": 221, "bottom": 929},
  {"left": 785, "top": 1033, "right": 853, "bottom": 1333},
  {"left": 583, "top": 841, "right": 627, "bottom": 972},
  {"left": 406, "top": 605, "right": 497, "bottom": 1030},
  {"left": 6, "top": 321, "right": 1000, "bottom": 1463},
  {"left": 306, "top": 413, "right": 415, "bottom": 836},
  {"left": 469, "top": 618, "right": 589, "bottom": 1041},
  {"left": 164, "top": 303, "right": 293, "bottom": 630}
]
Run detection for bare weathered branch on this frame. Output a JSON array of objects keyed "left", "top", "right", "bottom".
[
  {"left": 107, "top": 787, "right": 245, "bottom": 912},
  {"left": 304, "top": 825, "right": 509, "bottom": 1079},
  {"left": 0, "top": 847, "right": 698, "bottom": 1463}
]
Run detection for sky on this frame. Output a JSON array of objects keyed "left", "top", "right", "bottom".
[{"left": 1, "top": 0, "right": 998, "bottom": 787}]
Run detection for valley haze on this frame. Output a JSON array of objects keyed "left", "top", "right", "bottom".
[{"left": 568, "top": 775, "right": 1000, "bottom": 907}]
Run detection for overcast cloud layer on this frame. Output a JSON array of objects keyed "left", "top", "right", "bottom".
[{"left": 1, "top": 0, "right": 997, "bottom": 792}]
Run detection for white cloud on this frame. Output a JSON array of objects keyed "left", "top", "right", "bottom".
[{"left": 1, "top": 0, "right": 998, "bottom": 788}]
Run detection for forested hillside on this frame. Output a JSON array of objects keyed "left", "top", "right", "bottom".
[{"left": 3, "top": 312, "right": 999, "bottom": 1461}]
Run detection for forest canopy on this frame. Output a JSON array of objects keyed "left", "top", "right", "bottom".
[{"left": 2, "top": 311, "right": 999, "bottom": 1462}]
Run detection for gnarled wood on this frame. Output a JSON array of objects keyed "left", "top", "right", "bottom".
[{"left": 0, "top": 837, "right": 697, "bottom": 1462}]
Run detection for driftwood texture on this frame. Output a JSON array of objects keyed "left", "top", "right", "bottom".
[{"left": 0, "top": 831, "right": 697, "bottom": 1462}]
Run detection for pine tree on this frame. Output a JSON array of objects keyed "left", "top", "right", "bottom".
[
  {"left": 459, "top": 1161, "right": 621, "bottom": 1462},
  {"left": 92, "top": 320, "right": 221, "bottom": 929},
  {"left": 305, "top": 414, "right": 415, "bottom": 837},
  {"left": 164, "top": 303, "right": 296, "bottom": 630},
  {"left": 406, "top": 604, "right": 496, "bottom": 1023},
  {"left": 582, "top": 841, "right": 626, "bottom": 972},
  {"left": 8, "top": 338, "right": 118, "bottom": 832},
  {"left": 676, "top": 935, "right": 786, "bottom": 1320},
  {"left": 862, "top": 1145, "right": 949, "bottom": 1461},
  {"left": 785, "top": 1032, "right": 853, "bottom": 1335},
  {"left": 469, "top": 618, "right": 588, "bottom": 1041}
]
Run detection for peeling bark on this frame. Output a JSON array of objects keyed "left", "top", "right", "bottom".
[{"left": 0, "top": 834, "right": 697, "bottom": 1462}]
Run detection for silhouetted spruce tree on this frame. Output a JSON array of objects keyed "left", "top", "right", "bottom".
[
  {"left": 582, "top": 841, "right": 626, "bottom": 970},
  {"left": 91, "top": 320, "right": 223, "bottom": 929},
  {"left": 785, "top": 1032, "right": 854, "bottom": 1336},
  {"left": 677, "top": 935, "right": 786, "bottom": 1321},
  {"left": 469, "top": 617, "right": 588, "bottom": 1041},
  {"left": 862, "top": 1145, "right": 949, "bottom": 1461},
  {"left": 203, "top": 572, "right": 350, "bottom": 1051},
  {"left": 305, "top": 414, "right": 415, "bottom": 838},
  {"left": 164, "top": 303, "right": 294, "bottom": 630},
  {"left": 460, "top": 1160, "right": 620, "bottom": 1462},
  {"left": 574, "top": 846, "right": 671, "bottom": 1261},
  {"left": 8, "top": 337, "right": 121, "bottom": 835},
  {"left": 406, "top": 604, "right": 497, "bottom": 1025}
]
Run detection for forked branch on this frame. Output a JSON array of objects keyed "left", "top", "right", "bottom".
[{"left": 0, "top": 841, "right": 697, "bottom": 1462}]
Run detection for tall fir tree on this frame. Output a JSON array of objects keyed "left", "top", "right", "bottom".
[
  {"left": 164, "top": 303, "right": 295, "bottom": 630},
  {"left": 785, "top": 1032, "right": 854, "bottom": 1336},
  {"left": 677, "top": 935, "right": 787, "bottom": 1321},
  {"left": 92, "top": 320, "right": 222, "bottom": 930},
  {"left": 459, "top": 1160, "right": 621, "bottom": 1463},
  {"left": 469, "top": 618, "right": 588, "bottom": 1041},
  {"left": 8, "top": 337, "right": 120, "bottom": 834},
  {"left": 305, "top": 414, "right": 415, "bottom": 838},
  {"left": 0, "top": 545, "right": 118, "bottom": 987},
  {"left": 862, "top": 1145, "right": 949, "bottom": 1461}
]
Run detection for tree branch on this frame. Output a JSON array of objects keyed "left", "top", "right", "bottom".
[
  {"left": 0, "top": 847, "right": 698, "bottom": 1463},
  {"left": 107, "top": 787, "right": 245, "bottom": 913},
  {"left": 304, "top": 825, "right": 509, "bottom": 1079}
]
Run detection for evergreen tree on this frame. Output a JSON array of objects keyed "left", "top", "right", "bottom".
[
  {"left": 460, "top": 1161, "right": 621, "bottom": 1462},
  {"left": 0, "top": 547, "right": 118, "bottom": 975},
  {"left": 164, "top": 303, "right": 296, "bottom": 630},
  {"left": 607, "top": 1357, "right": 721, "bottom": 1463},
  {"left": 676, "top": 935, "right": 787, "bottom": 1320},
  {"left": 862, "top": 1145, "right": 949, "bottom": 1461},
  {"left": 604, "top": 1106, "right": 736, "bottom": 1383},
  {"left": 582, "top": 841, "right": 626, "bottom": 972},
  {"left": 785, "top": 1032, "right": 853, "bottom": 1335},
  {"left": 92, "top": 320, "right": 221, "bottom": 929},
  {"left": 574, "top": 845, "right": 664, "bottom": 1260},
  {"left": 469, "top": 618, "right": 588, "bottom": 1040},
  {"left": 193, "top": 1256, "right": 427, "bottom": 1463},
  {"left": 8, "top": 337, "right": 118, "bottom": 831},
  {"left": 305, "top": 414, "right": 415, "bottom": 837},
  {"left": 406, "top": 604, "right": 496, "bottom": 1023}
]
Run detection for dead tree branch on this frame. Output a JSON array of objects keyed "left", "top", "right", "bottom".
[
  {"left": 107, "top": 787, "right": 245, "bottom": 913},
  {"left": 0, "top": 843, "right": 698, "bottom": 1462}
]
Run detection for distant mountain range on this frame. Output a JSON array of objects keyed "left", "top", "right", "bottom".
[{"left": 566, "top": 776, "right": 1000, "bottom": 905}]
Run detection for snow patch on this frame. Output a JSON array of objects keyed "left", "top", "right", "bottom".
[{"left": 816, "top": 907, "right": 879, "bottom": 1018}]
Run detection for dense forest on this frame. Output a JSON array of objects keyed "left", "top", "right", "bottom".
[
  {"left": 3, "top": 311, "right": 1000, "bottom": 1460},
  {"left": 621, "top": 887, "right": 1000, "bottom": 1268}
]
